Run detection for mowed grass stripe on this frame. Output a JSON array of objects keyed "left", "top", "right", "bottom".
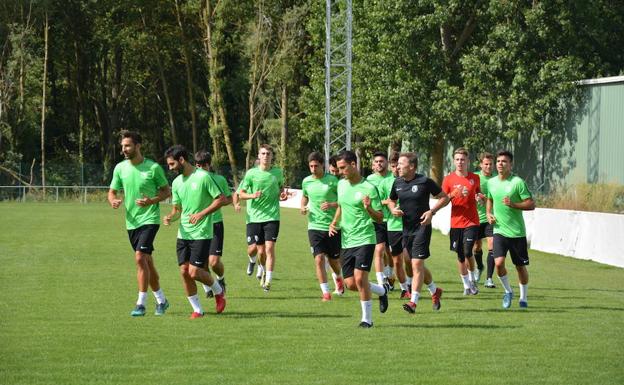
[{"left": 0, "top": 203, "right": 622, "bottom": 385}]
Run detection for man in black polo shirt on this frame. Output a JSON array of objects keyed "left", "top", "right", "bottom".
[{"left": 388, "top": 152, "right": 449, "bottom": 314}]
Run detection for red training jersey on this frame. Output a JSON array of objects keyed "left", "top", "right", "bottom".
[{"left": 442, "top": 172, "right": 481, "bottom": 228}]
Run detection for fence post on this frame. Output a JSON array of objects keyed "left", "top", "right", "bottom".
[{"left": 56, "top": 186, "right": 59, "bottom": 203}]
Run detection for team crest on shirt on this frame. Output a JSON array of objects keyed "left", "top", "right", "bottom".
[
  {"left": 271, "top": 175, "right": 277, "bottom": 182},
  {"left": 321, "top": 184, "right": 329, "bottom": 191},
  {"left": 140, "top": 171, "right": 149, "bottom": 179},
  {"left": 354, "top": 191, "right": 363, "bottom": 200},
  {"left": 469, "top": 179, "right": 474, "bottom": 185},
  {"left": 191, "top": 182, "right": 198, "bottom": 190},
  {"left": 505, "top": 186, "right": 512, "bottom": 193},
  {"left": 411, "top": 185, "right": 418, "bottom": 193}
]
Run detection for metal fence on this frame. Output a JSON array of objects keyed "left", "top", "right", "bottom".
[{"left": 0, "top": 186, "right": 111, "bottom": 203}]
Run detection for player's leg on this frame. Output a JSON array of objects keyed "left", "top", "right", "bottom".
[
  {"left": 354, "top": 245, "right": 388, "bottom": 328},
  {"left": 493, "top": 234, "right": 514, "bottom": 308},
  {"left": 204, "top": 222, "right": 225, "bottom": 297},
  {"left": 189, "top": 239, "right": 225, "bottom": 313},
  {"left": 462, "top": 226, "right": 479, "bottom": 294},
  {"left": 510, "top": 237, "right": 530, "bottom": 308},
  {"left": 262, "top": 221, "right": 280, "bottom": 292},
  {"left": 176, "top": 240, "right": 203, "bottom": 318},
  {"left": 327, "top": 230, "right": 344, "bottom": 295},
  {"left": 451, "top": 228, "right": 472, "bottom": 294},
  {"left": 246, "top": 223, "right": 259, "bottom": 276}
]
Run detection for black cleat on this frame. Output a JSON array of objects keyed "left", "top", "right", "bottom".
[
  {"left": 246, "top": 261, "right": 256, "bottom": 276},
  {"left": 379, "top": 283, "right": 390, "bottom": 313},
  {"left": 218, "top": 278, "right": 226, "bottom": 294},
  {"left": 206, "top": 289, "right": 214, "bottom": 298},
  {"left": 359, "top": 321, "right": 373, "bottom": 328}
]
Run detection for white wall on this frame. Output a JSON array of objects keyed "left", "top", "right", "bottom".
[{"left": 281, "top": 191, "right": 624, "bottom": 268}]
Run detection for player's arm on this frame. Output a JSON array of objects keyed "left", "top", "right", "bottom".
[
  {"left": 486, "top": 197, "right": 496, "bottom": 224},
  {"left": 300, "top": 195, "right": 309, "bottom": 215},
  {"left": 136, "top": 184, "right": 171, "bottom": 207},
  {"left": 238, "top": 189, "right": 261, "bottom": 200},
  {"left": 505, "top": 197, "right": 535, "bottom": 210},
  {"left": 108, "top": 188, "right": 122, "bottom": 209},
  {"left": 189, "top": 194, "right": 227, "bottom": 224},
  {"left": 163, "top": 204, "right": 181, "bottom": 225},
  {"left": 328, "top": 205, "right": 341, "bottom": 236},
  {"left": 387, "top": 198, "right": 404, "bottom": 217},
  {"left": 362, "top": 195, "right": 383, "bottom": 223},
  {"left": 420, "top": 191, "right": 449, "bottom": 225}
]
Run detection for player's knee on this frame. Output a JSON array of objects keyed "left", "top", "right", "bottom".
[
  {"left": 179, "top": 264, "right": 191, "bottom": 278},
  {"left": 135, "top": 251, "right": 149, "bottom": 266}
]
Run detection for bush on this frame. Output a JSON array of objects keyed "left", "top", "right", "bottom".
[{"left": 536, "top": 183, "right": 624, "bottom": 214}]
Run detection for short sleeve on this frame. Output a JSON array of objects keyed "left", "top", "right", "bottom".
[
  {"left": 110, "top": 164, "right": 122, "bottom": 190},
  {"left": 302, "top": 179, "right": 309, "bottom": 197},
  {"left": 239, "top": 171, "right": 252, "bottom": 192},
  {"left": 369, "top": 183, "right": 382, "bottom": 211},
  {"left": 516, "top": 178, "right": 532, "bottom": 201},
  {"left": 171, "top": 181, "right": 180, "bottom": 206},
  {"left": 441, "top": 176, "right": 451, "bottom": 194},
  {"left": 389, "top": 180, "right": 398, "bottom": 201},
  {"left": 152, "top": 164, "right": 169, "bottom": 189},
  {"left": 204, "top": 174, "right": 223, "bottom": 199},
  {"left": 427, "top": 178, "right": 442, "bottom": 197},
  {"left": 474, "top": 174, "right": 481, "bottom": 194},
  {"left": 486, "top": 179, "right": 494, "bottom": 199}
]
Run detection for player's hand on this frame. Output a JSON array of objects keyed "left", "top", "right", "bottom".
[
  {"left": 234, "top": 203, "right": 241, "bottom": 213},
  {"left": 362, "top": 195, "right": 371, "bottom": 209},
  {"left": 135, "top": 195, "right": 152, "bottom": 207},
  {"left": 502, "top": 196, "right": 512, "bottom": 207},
  {"left": 328, "top": 222, "right": 337, "bottom": 237},
  {"left": 252, "top": 191, "right": 262, "bottom": 199},
  {"left": 420, "top": 210, "right": 433, "bottom": 225},
  {"left": 110, "top": 198, "right": 122, "bottom": 209},
  {"left": 487, "top": 213, "right": 496, "bottom": 224},
  {"left": 279, "top": 190, "right": 289, "bottom": 201},
  {"left": 163, "top": 215, "right": 172, "bottom": 226},
  {"left": 476, "top": 193, "right": 485, "bottom": 205},
  {"left": 391, "top": 207, "right": 404, "bottom": 217},
  {"left": 189, "top": 213, "right": 204, "bottom": 224},
  {"left": 300, "top": 206, "right": 309, "bottom": 215},
  {"left": 320, "top": 201, "right": 331, "bottom": 211}
]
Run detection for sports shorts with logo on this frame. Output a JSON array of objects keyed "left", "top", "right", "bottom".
[
  {"left": 308, "top": 230, "right": 341, "bottom": 259},
  {"left": 403, "top": 224, "right": 432, "bottom": 259},
  {"left": 127, "top": 224, "right": 160, "bottom": 254},
  {"left": 176, "top": 238, "right": 211, "bottom": 267},
  {"left": 387, "top": 231, "right": 403, "bottom": 256},
  {"left": 373, "top": 221, "right": 388, "bottom": 244},
  {"left": 341, "top": 244, "right": 375, "bottom": 278},
  {"left": 477, "top": 222, "right": 493, "bottom": 240},
  {"left": 449, "top": 225, "right": 479, "bottom": 262},
  {"left": 247, "top": 221, "right": 280, "bottom": 245},
  {"left": 209, "top": 221, "right": 224, "bottom": 256},
  {"left": 493, "top": 234, "right": 530, "bottom": 266}
]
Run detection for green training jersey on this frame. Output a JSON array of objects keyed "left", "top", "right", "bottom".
[
  {"left": 475, "top": 171, "right": 495, "bottom": 224},
  {"left": 337, "top": 178, "right": 382, "bottom": 248},
  {"left": 366, "top": 172, "right": 393, "bottom": 223},
  {"left": 110, "top": 158, "right": 169, "bottom": 230},
  {"left": 207, "top": 172, "right": 231, "bottom": 223},
  {"left": 381, "top": 175, "right": 403, "bottom": 231},
  {"left": 171, "top": 168, "right": 222, "bottom": 240},
  {"left": 239, "top": 166, "right": 284, "bottom": 223},
  {"left": 302, "top": 173, "right": 339, "bottom": 231},
  {"left": 487, "top": 174, "right": 532, "bottom": 238}
]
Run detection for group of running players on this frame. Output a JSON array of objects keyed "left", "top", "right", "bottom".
[{"left": 108, "top": 130, "right": 535, "bottom": 327}]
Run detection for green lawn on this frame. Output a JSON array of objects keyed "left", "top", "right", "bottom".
[{"left": 1, "top": 202, "right": 623, "bottom": 385}]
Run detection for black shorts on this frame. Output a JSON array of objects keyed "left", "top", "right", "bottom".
[
  {"left": 176, "top": 238, "right": 211, "bottom": 267},
  {"left": 308, "top": 230, "right": 341, "bottom": 259},
  {"left": 403, "top": 225, "right": 432, "bottom": 259},
  {"left": 341, "top": 244, "right": 375, "bottom": 278},
  {"left": 387, "top": 231, "right": 404, "bottom": 256},
  {"left": 209, "top": 221, "right": 224, "bottom": 256},
  {"left": 449, "top": 226, "right": 479, "bottom": 262},
  {"left": 247, "top": 221, "right": 280, "bottom": 245},
  {"left": 477, "top": 222, "right": 494, "bottom": 240},
  {"left": 493, "top": 234, "right": 530, "bottom": 266},
  {"left": 374, "top": 222, "right": 388, "bottom": 244},
  {"left": 127, "top": 224, "right": 159, "bottom": 254}
]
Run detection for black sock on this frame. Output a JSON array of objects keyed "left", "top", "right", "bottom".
[
  {"left": 487, "top": 250, "right": 495, "bottom": 279},
  {"left": 474, "top": 250, "right": 484, "bottom": 270}
]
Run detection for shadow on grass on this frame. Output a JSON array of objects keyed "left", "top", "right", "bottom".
[
  {"left": 219, "top": 311, "right": 351, "bottom": 319},
  {"left": 531, "top": 286, "right": 624, "bottom": 294},
  {"left": 459, "top": 308, "right": 568, "bottom": 314},
  {"left": 385, "top": 323, "right": 521, "bottom": 329}
]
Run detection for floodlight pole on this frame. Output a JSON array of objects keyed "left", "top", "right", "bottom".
[{"left": 324, "top": 0, "right": 352, "bottom": 168}]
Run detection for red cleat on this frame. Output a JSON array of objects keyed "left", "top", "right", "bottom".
[
  {"left": 215, "top": 293, "right": 226, "bottom": 314},
  {"left": 334, "top": 278, "right": 345, "bottom": 296},
  {"left": 402, "top": 301, "right": 417, "bottom": 314},
  {"left": 190, "top": 312, "right": 204, "bottom": 319},
  {"left": 431, "top": 287, "right": 443, "bottom": 311},
  {"left": 322, "top": 292, "right": 332, "bottom": 302},
  {"left": 400, "top": 290, "right": 410, "bottom": 299}
]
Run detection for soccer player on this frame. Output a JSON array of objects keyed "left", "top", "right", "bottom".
[
  {"left": 238, "top": 145, "right": 287, "bottom": 292},
  {"left": 195, "top": 150, "right": 233, "bottom": 298},
  {"left": 388, "top": 152, "right": 448, "bottom": 314},
  {"left": 328, "top": 155, "right": 340, "bottom": 177},
  {"left": 108, "top": 130, "right": 171, "bottom": 317},
  {"left": 441, "top": 148, "right": 481, "bottom": 296},
  {"left": 329, "top": 150, "right": 389, "bottom": 328},
  {"left": 486, "top": 150, "right": 535, "bottom": 309},
  {"left": 474, "top": 152, "right": 496, "bottom": 288},
  {"left": 301, "top": 152, "right": 344, "bottom": 301},
  {"left": 163, "top": 145, "right": 226, "bottom": 318},
  {"left": 366, "top": 151, "right": 395, "bottom": 288}
]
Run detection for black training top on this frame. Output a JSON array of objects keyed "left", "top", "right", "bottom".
[{"left": 389, "top": 174, "right": 442, "bottom": 235}]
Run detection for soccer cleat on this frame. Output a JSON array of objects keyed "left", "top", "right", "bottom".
[
  {"left": 402, "top": 301, "right": 417, "bottom": 314},
  {"left": 484, "top": 278, "right": 496, "bottom": 288},
  {"left": 131, "top": 304, "right": 146, "bottom": 317},
  {"left": 154, "top": 299, "right": 169, "bottom": 316},
  {"left": 333, "top": 278, "right": 345, "bottom": 296},
  {"left": 190, "top": 311, "right": 204, "bottom": 319},
  {"left": 463, "top": 288, "right": 471, "bottom": 296},
  {"left": 259, "top": 270, "right": 266, "bottom": 287},
  {"left": 431, "top": 287, "right": 443, "bottom": 311},
  {"left": 247, "top": 261, "right": 256, "bottom": 276},
  {"left": 218, "top": 278, "right": 226, "bottom": 295},
  {"left": 469, "top": 282, "right": 479, "bottom": 295},
  {"left": 322, "top": 292, "right": 332, "bottom": 302},
  {"left": 519, "top": 300, "right": 528, "bottom": 308},
  {"left": 358, "top": 321, "right": 373, "bottom": 328},
  {"left": 256, "top": 266, "right": 263, "bottom": 280},
  {"left": 263, "top": 281, "right": 271, "bottom": 293},
  {"left": 502, "top": 292, "right": 514, "bottom": 309},
  {"left": 379, "top": 284, "right": 390, "bottom": 313},
  {"left": 206, "top": 289, "right": 214, "bottom": 298},
  {"left": 400, "top": 290, "right": 410, "bottom": 299},
  {"left": 387, "top": 276, "right": 396, "bottom": 291},
  {"left": 215, "top": 293, "right": 226, "bottom": 313}
]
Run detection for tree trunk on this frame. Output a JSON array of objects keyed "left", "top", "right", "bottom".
[
  {"left": 430, "top": 134, "right": 445, "bottom": 185},
  {"left": 40, "top": 13, "right": 49, "bottom": 194},
  {"left": 280, "top": 84, "right": 288, "bottom": 170},
  {"left": 175, "top": 0, "right": 197, "bottom": 153}
]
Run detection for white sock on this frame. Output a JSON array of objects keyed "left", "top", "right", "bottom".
[
  {"left": 210, "top": 281, "right": 223, "bottom": 296},
  {"left": 153, "top": 288, "right": 166, "bottom": 304},
  {"left": 376, "top": 272, "right": 385, "bottom": 284},
  {"left": 410, "top": 290, "right": 420, "bottom": 304},
  {"left": 256, "top": 264, "right": 264, "bottom": 278},
  {"left": 187, "top": 294, "right": 203, "bottom": 314},
  {"left": 427, "top": 281, "right": 438, "bottom": 295},
  {"left": 331, "top": 272, "right": 339, "bottom": 287},
  {"left": 471, "top": 269, "right": 478, "bottom": 281},
  {"left": 499, "top": 274, "right": 513, "bottom": 293},
  {"left": 137, "top": 291, "right": 148, "bottom": 306},
  {"left": 249, "top": 255, "right": 257, "bottom": 263},
  {"left": 519, "top": 284, "right": 528, "bottom": 302},
  {"left": 406, "top": 276, "right": 412, "bottom": 285},
  {"left": 216, "top": 275, "right": 223, "bottom": 281},
  {"left": 361, "top": 300, "right": 373, "bottom": 324},
  {"left": 388, "top": 267, "right": 394, "bottom": 278},
  {"left": 399, "top": 281, "right": 408, "bottom": 291},
  {"left": 320, "top": 282, "right": 330, "bottom": 294},
  {"left": 383, "top": 266, "right": 391, "bottom": 278},
  {"left": 202, "top": 284, "right": 212, "bottom": 294},
  {"left": 369, "top": 282, "right": 386, "bottom": 296},
  {"left": 265, "top": 270, "right": 273, "bottom": 284},
  {"left": 461, "top": 274, "right": 471, "bottom": 289}
]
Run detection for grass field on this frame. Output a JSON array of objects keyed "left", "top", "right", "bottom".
[{"left": 1, "top": 202, "right": 623, "bottom": 385}]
